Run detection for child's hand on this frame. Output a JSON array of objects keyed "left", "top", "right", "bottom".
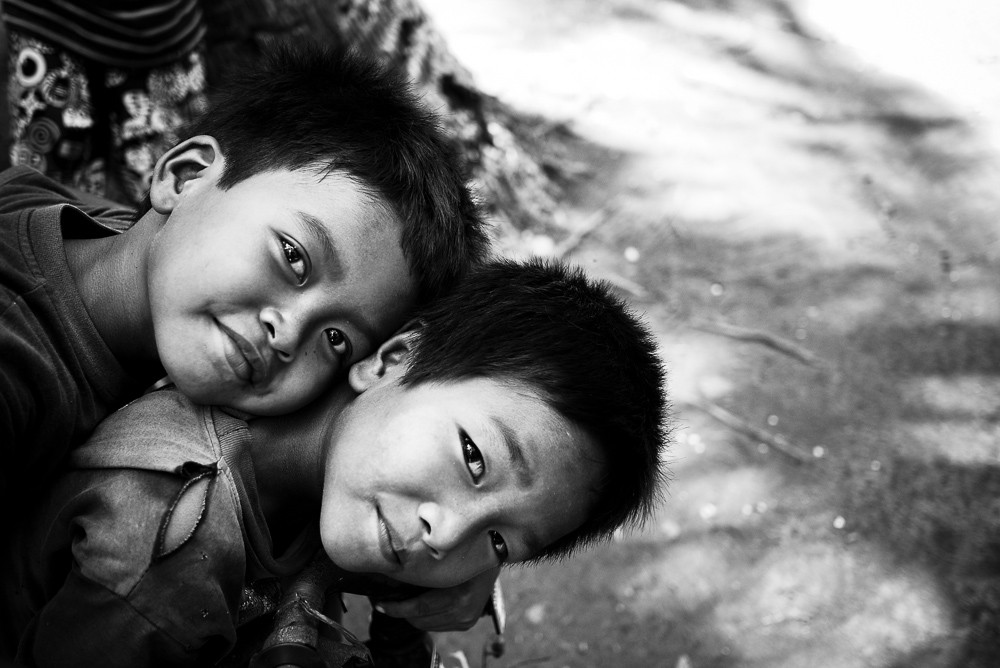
[{"left": 373, "top": 567, "right": 500, "bottom": 632}]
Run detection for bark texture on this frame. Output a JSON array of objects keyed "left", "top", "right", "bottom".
[{"left": 202, "top": 0, "right": 571, "bottom": 237}]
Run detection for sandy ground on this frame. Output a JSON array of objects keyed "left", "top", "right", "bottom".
[{"left": 350, "top": 1, "right": 1000, "bottom": 666}]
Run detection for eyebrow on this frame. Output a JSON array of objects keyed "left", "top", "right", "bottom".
[
  {"left": 295, "top": 211, "right": 380, "bottom": 345},
  {"left": 492, "top": 417, "right": 534, "bottom": 489},
  {"left": 490, "top": 417, "right": 548, "bottom": 558},
  {"left": 296, "top": 211, "right": 342, "bottom": 277}
]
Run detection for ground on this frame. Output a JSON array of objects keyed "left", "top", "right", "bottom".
[{"left": 343, "top": 1, "right": 1000, "bottom": 666}]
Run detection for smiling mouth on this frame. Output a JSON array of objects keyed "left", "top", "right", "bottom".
[
  {"left": 216, "top": 321, "right": 267, "bottom": 384},
  {"left": 376, "top": 504, "right": 402, "bottom": 567}
]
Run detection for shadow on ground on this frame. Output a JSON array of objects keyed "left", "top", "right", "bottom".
[{"left": 386, "top": 0, "right": 1000, "bottom": 666}]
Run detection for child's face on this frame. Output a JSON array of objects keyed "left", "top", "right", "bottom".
[
  {"left": 147, "top": 167, "right": 416, "bottom": 415},
  {"left": 319, "top": 375, "right": 603, "bottom": 588}
]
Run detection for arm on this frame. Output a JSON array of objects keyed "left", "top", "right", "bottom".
[
  {"left": 22, "top": 568, "right": 232, "bottom": 667},
  {"left": 14, "top": 468, "right": 244, "bottom": 667}
]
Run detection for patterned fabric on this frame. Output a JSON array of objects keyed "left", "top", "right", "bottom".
[
  {"left": 7, "top": 29, "right": 207, "bottom": 205},
  {"left": 2, "top": 0, "right": 206, "bottom": 69}
]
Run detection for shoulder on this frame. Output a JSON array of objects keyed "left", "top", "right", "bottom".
[
  {"left": 66, "top": 388, "right": 248, "bottom": 573},
  {"left": 49, "top": 455, "right": 246, "bottom": 596},
  {"left": 0, "top": 165, "right": 135, "bottom": 232},
  {"left": 20, "top": 465, "right": 245, "bottom": 662},
  {"left": 0, "top": 166, "right": 72, "bottom": 214},
  {"left": 0, "top": 165, "right": 46, "bottom": 190},
  {"left": 74, "top": 389, "right": 223, "bottom": 471}
]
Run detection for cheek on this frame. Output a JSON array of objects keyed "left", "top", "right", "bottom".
[
  {"left": 381, "top": 428, "right": 456, "bottom": 479},
  {"left": 264, "top": 364, "right": 336, "bottom": 415},
  {"left": 392, "top": 409, "right": 459, "bottom": 457},
  {"left": 153, "top": 319, "right": 209, "bottom": 380},
  {"left": 539, "top": 484, "right": 595, "bottom": 538},
  {"left": 149, "top": 272, "right": 207, "bottom": 327},
  {"left": 150, "top": 225, "right": 203, "bottom": 279},
  {"left": 299, "top": 342, "right": 346, "bottom": 383},
  {"left": 318, "top": 505, "right": 360, "bottom": 567}
]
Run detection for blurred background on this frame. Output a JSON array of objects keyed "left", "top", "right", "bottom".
[
  {"left": 9, "top": 0, "right": 1000, "bottom": 665},
  {"left": 350, "top": 1, "right": 1000, "bottom": 666}
]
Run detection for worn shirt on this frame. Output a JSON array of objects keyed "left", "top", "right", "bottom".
[
  {"left": 0, "top": 166, "right": 146, "bottom": 525},
  {"left": 1, "top": 389, "right": 320, "bottom": 666}
]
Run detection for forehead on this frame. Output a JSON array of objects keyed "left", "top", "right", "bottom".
[
  {"left": 425, "top": 377, "right": 603, "bottom": 495},
  {"left": 470, "top": 379, "right": 603, "bottom": 550},
  {"left": 234, "top": 167, "right": 397, "bottom": 225},
  {"left": 243, "top": 167, "right": 415, "bottom": 323},
  {"left": 434, "top": 374, "right": 590, "bottom": 434}
]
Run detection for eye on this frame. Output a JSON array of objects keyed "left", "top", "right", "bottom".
[
  {"left": 281, "top": 239, "right": 307, "bottom": 284},
  {"left": 325, "top": 328, "right": 351, "bottom": 357},
  {"left": 461, "top": 430, "right": 485, "bottom": 483},
  {"left": 489, "top": 531, "right": 509, "bottom": 563}
]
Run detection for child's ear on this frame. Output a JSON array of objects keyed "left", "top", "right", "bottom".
[
  {"left": 348, "top": 330, "right": 419, "bottom": 393},
  {"left": 149, "top": 135, "right": 224, "bottom": 213}
]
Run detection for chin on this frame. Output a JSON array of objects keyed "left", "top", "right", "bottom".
[
  {"left": 229, "top": 397, "right": 277, "bottom": 417},
  {"left": 192, "top": 386, "right": 280, "bottom": 417},
  {"left": 164, "top": 380, "right": 210, "bottom": 406},
  {"left": 238, "top": 390, "right": 316, "bottom": 417}
]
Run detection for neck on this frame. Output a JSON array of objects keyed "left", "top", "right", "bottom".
[
  {"left": 246, "top": 382, "right": 356, "bottom": 524},
  {"left": 64, "top": 210, "right": 166, "bottom": 385}
]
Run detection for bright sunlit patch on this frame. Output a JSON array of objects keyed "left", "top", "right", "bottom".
[
  {"left": 892, "top": 419, "right": 1000, "bottom": 465},
  {"left": 900, "top": 374, "right": 1000, "bottom": 419},
  {"left": 669, "top": 465, "right": 783, "bottom": 529},
  {"left": 714, "top": 541, "right": 953, "bottom": 664},
  {"left": 659, "top": 332, "right": 739, "bottom": 406},
  {"left": 892, "top": 374, "right": 1000, "bottom": 464},
  {"left": 799, "top": 0, "right": 1000, "bottom": 149}
]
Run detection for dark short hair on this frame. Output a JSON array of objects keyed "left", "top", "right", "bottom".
[
  {"left": 402, "top": 258, "right": 670, "bottom": 560},
  {"left": 184, "top": 41, "right": 490, "bottom": 303}
]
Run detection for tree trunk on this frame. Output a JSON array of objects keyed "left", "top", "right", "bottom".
[{"left": 201, "top": 0, "right": 571, "bottom": 238}]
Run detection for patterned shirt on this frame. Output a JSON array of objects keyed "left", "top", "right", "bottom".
[{"left": 2, "top": 0, "right": 205, "bottom": 68}]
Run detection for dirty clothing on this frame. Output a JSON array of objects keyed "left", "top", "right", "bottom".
[
  {"left": 0, "top": 389, "right": 320, "bottom": 665},
  {"left": 0, "top": 165, "right": 145, "bottom": 528}
]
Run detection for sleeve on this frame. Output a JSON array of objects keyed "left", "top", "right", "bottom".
[
  {"left": 0, "top": 296, "right": 80, "bottom": 495},
  {"left": 17, "top": 468, "right": 246, "bottom": 668},
  {"left": 0, "top": 167, "right": 83, "bottom": 214},
  {"left": 0, "top": 166, "right": 135, "bottom": 227},
  {"left": 24, "top": 568, "right": 232, "bottom": 667}
]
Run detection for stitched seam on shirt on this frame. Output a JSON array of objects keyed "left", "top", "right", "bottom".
[
  {"left": 0, "top": 283, "right": 47, "bottom": 321},
  {"left": 153, "top": 468, "right": 216, "bottom": 562}
]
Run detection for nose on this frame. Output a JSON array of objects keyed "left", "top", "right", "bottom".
[
  {"left": 417, "top": 500, "right": 480, "bottom": 560},
  {"left": 259, "top": 305, "right": 303, "bottom": 362}
]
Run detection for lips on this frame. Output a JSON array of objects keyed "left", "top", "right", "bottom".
[
  {"left": 376, "top": 504, "right": 403, "bottom": 566},
  {"left": 216, "top": 320, "right": 267, "bottom": 384}
]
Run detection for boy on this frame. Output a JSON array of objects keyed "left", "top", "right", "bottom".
[
  {"left": 0, "top": 42, "right": 489, "bottom": 518},
  {"left": 0, "top": 258, "right": 670, "bottom": 667}
]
